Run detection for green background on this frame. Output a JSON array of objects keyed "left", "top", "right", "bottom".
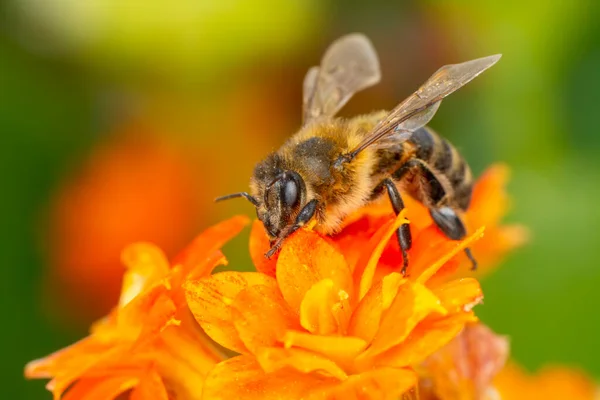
[{"left": 1, "top": 0, "right": 599, "bottom": 398}]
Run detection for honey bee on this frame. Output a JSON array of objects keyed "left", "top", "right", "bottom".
[{"left": 217, "top": 33, "right": 501, "bottom": 274}]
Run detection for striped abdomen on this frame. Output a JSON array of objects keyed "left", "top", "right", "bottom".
[{"left": 407, "top": 127, "right": 473, "bottom": 211}]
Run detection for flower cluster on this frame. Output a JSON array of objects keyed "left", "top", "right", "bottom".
[{"left": 25, "top": 164, "right": 598, "bottom": 399}]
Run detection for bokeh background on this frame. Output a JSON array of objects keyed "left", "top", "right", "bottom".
[{"left": 1, "top": 0, "right": 599, "bottom": 398}]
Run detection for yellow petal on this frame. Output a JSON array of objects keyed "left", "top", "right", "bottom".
[
  {"left": 282, "top": 330, "right": 367, "bottom": 370},
  {"left": 300, "top": 279, "right": 351, "bottom": 335},
  {"left": 119, "top": 242, "right": 170, "bottom": 308},
  {"left": 374, "top": 312, "right": 478, "bottom": 368},
  {"left": 231, "top": 284, "right": 299, "bottom": 353},
  {"left": 347, "top": 273, "right": 405, "bottom": 343},
  {"left": 184, "top": 271, "right": 276, "bottom": 354},
  {"left": 432, "top": 278, "right": 483, "bottom": 314},
  {"left": 277, "top": 229, "right": 352, "bottom": 313},
  {"left": 306, "top": 367, "right": 417, "bottom": 400},
  {"left": 354, "top": 210, "right": 409, "bottom": 300},
  {"left": 202, "top": 355, "right": 335, "bottom": 400},
  {"left": 361, "top": 281, "right": 446, "bottom": 360},
  {"left": 256, "top": 347, "right": 347, "bottom": 380}
]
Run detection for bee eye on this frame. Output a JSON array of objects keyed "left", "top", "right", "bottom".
[{"left": 281, "top": 178, "right": 299, "bottom": 208}]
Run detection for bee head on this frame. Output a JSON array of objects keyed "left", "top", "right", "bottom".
[{"left": 259, "top": 170, "right": 306, "bottom": 238}]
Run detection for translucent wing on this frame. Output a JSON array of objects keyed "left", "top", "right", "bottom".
[
  {"left": 347, "top": 54, "right": 501, "bottom": 158},
  {"left": 303, "top": 33, "right": 381, "bottom": 125}
]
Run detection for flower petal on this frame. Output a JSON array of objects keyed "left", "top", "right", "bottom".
[
  {"left": 306, "top": 367, "right": 417, "bottom": 400},
  {"left": 202, "top": 355, "right": 334, "bottom": 400},
  {"left": 282, "top": 330, "right": 367, "bottom": 370},
  {"left": 130, "top": 369, "right": 169, "bottom": 400},
  {"left": 172, "top": 215, "right": 250, "bottom": 276},
  {"left": 354, "top": 210, "right": 409, "bottom": 300},
  {"left": 300, "top": 279, "right": 351, "bottom": 335},
  {"left": 256, "top": 347, "right": 347, "bottom": 380},
  {"left": 249, "top": 219, "right": 278, "bottom": 277},
  {"left": 119, "top": 243, "right": 170, "bottom": 307},
  {"left": 276, "top": 229, "right": 352, "bottom": 313},
  {"left": 412, "top": 227, "right": 485, "bottom": 285},
  {"left": 61, "top": 375, "right": 139, "bottom": 400},
  {"left": 185, "top": 271, "right": 276, "bottom": 354},
  {"left": 360, "top": 281, "right": 446, "bottom": 360},
  {"left": 231, "top": 284, "right": 299, "bottom": 353},
  {"left": 432, "top": 278, "right": 483, "bottom": 314},
  {"left": 347, "top": 272, "right": 405, "bottom": 343},
  {"left": 373, "top": 312, "right": 478, "bottom": 368}
]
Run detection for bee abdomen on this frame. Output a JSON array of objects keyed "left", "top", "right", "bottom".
[{"left": 409, "top": 127, "right": 473, "bottom": 211}]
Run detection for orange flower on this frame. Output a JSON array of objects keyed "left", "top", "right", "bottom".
[
  {"left": 185, "top": 207, "right": 485, "bottom": 399},
  {"left": 416, "top": 322, "right": 510, "bottom": 400},
  {"left": 26, "top": 216, "right": 249, "bottom": 400},
  {"left": 250, "top": 163, "right": 526, "bottom": 287},
  {"left": 494, "top": 362, "right": 600, "bottom": 400}
]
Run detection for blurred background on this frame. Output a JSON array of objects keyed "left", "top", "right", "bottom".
[{"left": 1, "top": 0, "right": 599, "bottom": 397}]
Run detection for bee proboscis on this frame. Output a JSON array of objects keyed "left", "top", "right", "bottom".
[{"left": 217, "top": 33, "right": 501, "bottom": 273}]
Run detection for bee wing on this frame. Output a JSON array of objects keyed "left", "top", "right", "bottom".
[
  {"left": 348, "top": 54, "right": 501, "bottom": 157},
  {"left": 303, "top": 33, "right": 381, "bottom": 125}
]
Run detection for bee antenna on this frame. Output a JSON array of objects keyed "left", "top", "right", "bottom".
[{"left": 214, "top": 192, "right": 259, "bottom": 207}]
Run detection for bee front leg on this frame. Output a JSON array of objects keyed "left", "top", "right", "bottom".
[
  {"left": 429, "top": 206, "right": 478, "bottom": 270},
  {"left": 265, "top": 199, "right": 319, "bottom": 258},
  {"left": 383, "top": 178, "right": 412, "bottom": 275}
]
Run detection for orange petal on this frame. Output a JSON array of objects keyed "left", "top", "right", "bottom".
[
  {"left": 361, "top": 281, "right": 446, "bottom": 360},
  {"left": 231, "top": 283, "right": 299, "bottom": 353},
  {"left": 172, "top": 215, "right": 250, "bottom": 276},
  {"left": 432, "top": 278, "right": 483, "bottom": 315},
  {"left": 276, "top": 229, "right": 352, "bottom": 313},
  {"left": 61, "top": 375, "right": 139, "bottom": 400},
  {"left": 347, "top": 272, "right": 405, "bottom": 343},
  {"left": 185, "top": 271, "right": 276, "bottom": 354},
  {"left": 256, "top": 347, "right": 347, "bottom": 380},
  {"left": 412, "top": 227, "right": 485, "bottom": 285},
  {"left": 282, "top": 330, "right": 367, "bottom": 371},
  {"left": 373, "top": 312, "right": 478, "bottom": 368},
  {"left": 468, "top": 164, "right": 510, "bottom": 229},
  {"left": 202, "top": 355, "right": 334, "bottom": 400},
  {"left": 354, "top": 210, "right": 409, "bottom": 300},
  {"left": 130, "top": 369, "right": 169, "bottom": 400},
  {"left": 306, "top": 367, "right": 417, "bottom": 400},
  {"left": 249, "top": 219, "right": 278, "bottom": 277},
  {"left": 119, "top": 243, "right": 170, "bottom": 307},
  {"left": 300, "top": 279, "right": 352, "bottom": 335}
]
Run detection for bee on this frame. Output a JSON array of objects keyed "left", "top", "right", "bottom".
[{"left": 217, "top": 33, "right": 501, "bottom": 274}]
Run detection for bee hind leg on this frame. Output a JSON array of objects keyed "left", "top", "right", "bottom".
[
  {"left": 382, "top": 178, "right": 412, "bottom": 275},
  {"left": 429, "top": 206, "right": 478, "bottom": 270}
]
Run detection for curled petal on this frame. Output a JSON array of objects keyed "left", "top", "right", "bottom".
[
  {"left": 185, "top": 271, "right": 276, "bottom": 354},
  {"left": 347, "top": 272, "right": 405, "bottom": 343},
  {"left": 306, "top": 367, "right": 417, "bottom": 400},
  {"left": 249, "top": 219, "right": 278, "bottom": 277},
  {"left": 277, "top": 229, "right": 352, "bottom": 313},
  {"left": 354, "top": 210, "right": 409, "bottom": 300},
  {"left": 360, "top": 281, "right": 446, "bottom": 360},
  {"left": 202, "top": 355, "right": 334, "bottom": 400},
  {"left": 61, "top": 375, "right": 139, "bottom": 400},
  {"left": 172, "top": 215, "right": 250, "bottom": 276},
  {"left": 300, "top": 279, "right": 351, "bottom": 335},
  {"left": 373, "top": 312, "right": 478, "bottom": 368},
  {"left": 120, "top": 243, "right": 170, "bottom": 307},
  {"left": 432, "top": 278, "right": 483, "bottom": 314},
  {"left": 282, "top": 330, "right": 367, "bottom": 370},
  {"left": 256, "top": 347, "right": 347, "bottom": 380},
  {"left": 130, "top": 369, "right": 169, "bottom": 400},
  {"left": 231, "top": 284, "right": 299, "bottom": 353}
]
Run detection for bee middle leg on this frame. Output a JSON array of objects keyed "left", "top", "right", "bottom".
[{"left": 381, "top": 178, "right": 412, "bottom": 275}]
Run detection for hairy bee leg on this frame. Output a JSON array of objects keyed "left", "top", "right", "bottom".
[
  {"left": 383, "top": 178, "right": 412, "bottom": 275},
  {"left": 429, "top": 206, "right": 478, "bottom": 270},
  {"left": 265, "top": 199, "right": 318, "bottom": 258}
]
